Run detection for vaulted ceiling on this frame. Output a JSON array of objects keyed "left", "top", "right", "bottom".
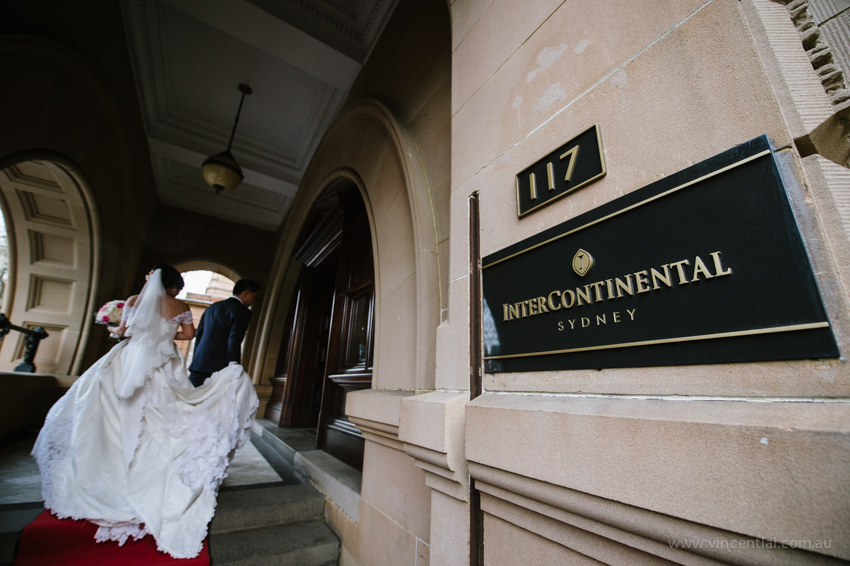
[{"left": 120, "top": 0, "right": 398, "bottom": 231}]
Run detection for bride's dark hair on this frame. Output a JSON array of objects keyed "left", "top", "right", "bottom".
[{"left": 152, "top": 264, "right": 185, "bottom": 291}]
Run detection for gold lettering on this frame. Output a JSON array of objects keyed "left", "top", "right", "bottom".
[
  {"left": 500, "top": 251, "right": 731, "bottom": 324},
  {"left": 691, "top": 255, "right": 714, "bottom": 282},
  {"left": 634, "top": 270, "right": 651, "bottom": 293},
  {"left": 546, "top": 162, "right": 555, "bottom": 191},
  {"left": 669, "top": 259, "right": 691, "bottom": 285},
  {"left": 529, "top": 173, "right": 537, "bottom": 200},
  {"left": 518, "top": 300, "right": 529, "bottom": 317},
  {"left": 508, "top": 304, "right": 520, "bottom": 320},
  {"left": 560, "top": 146, "right": 580, "bottom": 182},
  {"left": 589, "top": 281, "right": 605, "bottom": 302},
  {"left": 615, "top": 275, "right": 634, "bottom": 298},
  {"left": 605, "top": 279, "right": 615, "bottom": 300},
  {"left": 650, "top": 265, "right": 672, "bottom": 289},
  {"left": 710, "top": 251, "right": 732, "bottom": 277},
  {"left": 558, "top": 321, "right": 564, "bottom": 331}
]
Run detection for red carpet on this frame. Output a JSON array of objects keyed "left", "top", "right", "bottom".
[{"left": 13, "top": 511, "right": 209, "bottom": 565}]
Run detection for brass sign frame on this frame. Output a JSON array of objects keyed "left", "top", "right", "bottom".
[{"left": 483, "top": 135, "right": 839, "bottom": 372}]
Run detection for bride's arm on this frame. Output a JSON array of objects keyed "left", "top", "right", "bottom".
[
  {"left": 175, "top": 322, "right": 195, "bottom": 341},
  {"left": 174, "top": 302, "right": 195, "bottom": 341},
  {"left": 109, "top": 295, "right": 138, "bottom": 338}
]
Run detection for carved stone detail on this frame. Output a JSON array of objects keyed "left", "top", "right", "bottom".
[
  {"left": 399, "top": 392, "right": 470, "bottom": 502},
  {"left": 349, "top": 415, "right": 403, "bottom": 451},
  {"left": 775, "top": 0, "right": 850, "bottom": 105},
  {"left": 403, "top": 442, "right": 468, "bottom": 501}
]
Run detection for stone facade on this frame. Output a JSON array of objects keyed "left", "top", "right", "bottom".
[
  {"left": 268, "top": 0, "right": 849, "bottom": 564},
  {"left": 0, "top": 0, "right": 848, "bottom": 564}
]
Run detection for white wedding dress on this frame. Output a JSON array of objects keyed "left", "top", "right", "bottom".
[{"left": 32, "top": 270, "right": 259, "bottom": 559}]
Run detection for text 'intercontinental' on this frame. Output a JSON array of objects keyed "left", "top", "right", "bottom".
[{"left": 502, "top": 251, "right": 732, "bottom": 322}]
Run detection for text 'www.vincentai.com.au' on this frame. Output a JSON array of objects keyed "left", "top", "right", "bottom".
[{"left": 668, "top": 539, "right": 833, "bottom": 550}]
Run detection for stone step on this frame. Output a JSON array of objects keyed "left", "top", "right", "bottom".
[
  {"left": 0, "top": 503, "right": 43, "bottom": 566},
  {"left": 252, "top": 420, "right": 361, "bottom": 522},
  {"left": 0, "top": 532, "right": 18, "bottom": 566},
  {"left": 249, "top": 431, "right": 303, "bottom": 484},
  {"left": 211, "top": 483, "right": 324, "bottom": 535},
  {"left": 253, "top": 420, "right": 317, "bottom": 468},
  {"left": 209, "top": 520, "right": 339, "bottom": 566}
]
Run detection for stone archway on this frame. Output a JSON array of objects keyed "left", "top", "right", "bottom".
[
  {"left": 256, "top": 99, "right": 442, "bottom": 393},
  {"left": 172, "top": 260, "right": 242, "bottom": 285},
  {"left": 170, "top": 261, "right": 241, "bottom": 367},
  {"left": 0, "top": 157, "right": 99, "bottom": 376}
]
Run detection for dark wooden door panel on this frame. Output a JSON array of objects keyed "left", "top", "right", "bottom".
[
  {"left": 277, "top": 183, "right": 374, "bottom": 472},
  {"left": 281, "top": 266, "right": 336, "bottom": 428},
  {"left": 320, "top": 419, "right": 365, "bottom": 471},
  {"left": 317, "top": 190, "right": 375, "bottom": 471}
]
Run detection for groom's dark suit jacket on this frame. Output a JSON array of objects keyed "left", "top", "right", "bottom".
[{"left": 189, "top": 297, "right": 251, "bottom": 374}]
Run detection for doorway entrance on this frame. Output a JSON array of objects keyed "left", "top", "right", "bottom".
[{"left": 266, "top": 182, "right": 374, "bottom": 471}]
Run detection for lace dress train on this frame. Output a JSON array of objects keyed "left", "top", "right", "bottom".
[{"left": 32, "top": 279, "right": 258, "bottom": 559}]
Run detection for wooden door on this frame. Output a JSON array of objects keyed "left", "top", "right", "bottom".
[
  {"left": 268, "top": 184, "right": 374, "bottom": 471},
  {"left": 317, "top": 191, "right": 374, "bottom": 471},
  {"left": 266, "top": 192, "right": 342, "bottom": 427},
  {"left": 278, "top": 263, "right": 337, "bottom": 428}
]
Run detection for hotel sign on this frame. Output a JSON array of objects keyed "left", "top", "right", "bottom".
[{"left": 483, "top": 135, "right": 839, "bottom": 372}]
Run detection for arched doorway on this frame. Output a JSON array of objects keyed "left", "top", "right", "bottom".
[
  {"left": 172, "top": 261, "right": 241, "bottom": 285},
  {"left": 266, "top": 181, "right": 375, "bottom": 470},
  {"left": 0, "top": 158, "right": 97, "bottom": 375},
  {"left": 172, "top": 266, "right": 238, "bottom": 366}
]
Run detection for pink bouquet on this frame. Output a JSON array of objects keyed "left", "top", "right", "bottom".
[{"left": 95, "top": 300, "right": 124, "bottom": 326}]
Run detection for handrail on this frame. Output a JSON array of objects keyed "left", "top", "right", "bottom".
[{"left": 0, "top": 313, "right": 49, "bottom": 373}]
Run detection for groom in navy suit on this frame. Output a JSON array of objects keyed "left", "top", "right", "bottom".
[{"left": 188, "top": 278, "right": 260, "bottom": 387}]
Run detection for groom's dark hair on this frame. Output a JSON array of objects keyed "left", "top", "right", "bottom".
[
  {"left": 233, "top": 279, "right": 260, "bottom": 296},
  {"left": 152, "top": 264, "right": 185, "bottom": 291}
]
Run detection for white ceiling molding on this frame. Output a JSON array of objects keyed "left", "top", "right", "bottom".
[
  {"left": 245, "top": 0, "right": 399, "bottom": 63},
  {"left": 120, "top": 0, "right": 397, "bottom": 231}
]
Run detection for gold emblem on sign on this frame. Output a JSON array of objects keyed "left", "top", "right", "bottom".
[{"left": 572, "top": 249, "right": 594, "bottom": 277}]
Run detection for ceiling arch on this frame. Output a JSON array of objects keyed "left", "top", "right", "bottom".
[{"left": 120, "top": 0, "right": 399, "bottom": 232}]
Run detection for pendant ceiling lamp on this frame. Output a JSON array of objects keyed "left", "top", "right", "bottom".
[{"left": 202, "top": 83, "right": 252, "bottom": 194}]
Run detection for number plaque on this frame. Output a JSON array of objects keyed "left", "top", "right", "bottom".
[{"left": 516, "top": 124, "right": 606, "bottom": 217}]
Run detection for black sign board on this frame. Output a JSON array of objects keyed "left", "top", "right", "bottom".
[
  {"left": 516, "top": 124, "right": 606, "bottom": 217},
  {"left": 483, "top": 135, "right": 839, "bottom": 372}
]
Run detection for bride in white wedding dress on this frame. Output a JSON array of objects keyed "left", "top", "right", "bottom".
[{"left": 32, "top": 266, "right": 259, "bottom": 559}]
